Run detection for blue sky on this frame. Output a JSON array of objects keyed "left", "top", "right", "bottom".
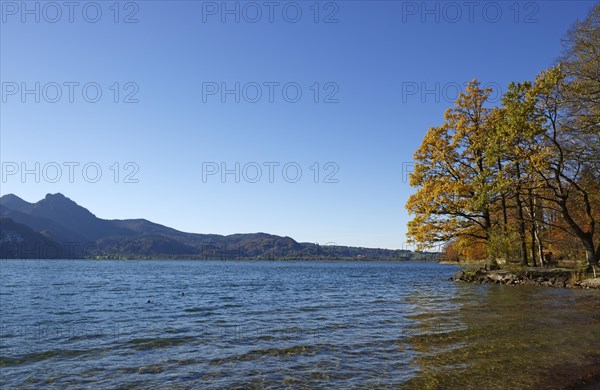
[{"left": 0, "top": 0, "right": 596, "bottom": 249}]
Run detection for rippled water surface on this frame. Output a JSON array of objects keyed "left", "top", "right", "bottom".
[{"left": 1, "top": 260, "right": 599, "bottom": 388}]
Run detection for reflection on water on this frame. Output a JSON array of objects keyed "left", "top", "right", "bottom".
[
  {"left": 403, "top": 285, "right": 600, "bottom": 389},
  {"left": 1, "top": 260, "right": 598, "bottom": 388}
]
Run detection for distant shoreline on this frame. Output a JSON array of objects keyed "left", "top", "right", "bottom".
[{"left": 0, "top": 257, "right": 443, "bottom": 262}]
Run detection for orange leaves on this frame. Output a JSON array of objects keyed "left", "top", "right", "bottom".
[
  {"left": 407, "top": 5, "right": 600, "bottom": 264},
  {"left": 406, "top": 79, "right": 498, "bottom": 248}
]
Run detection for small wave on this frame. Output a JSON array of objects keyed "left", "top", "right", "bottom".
[
  {"left": 125, "top": 336, "right": 197, "bottom": 350},
  {"left": 210, "top": 343, "right": 334, "bottom": 365},
  {"left": 0, "top": 348, "right": 92, "bottom": 367},
  {"left": 184, "top": 307, "right": 213, "bottom": 313}
]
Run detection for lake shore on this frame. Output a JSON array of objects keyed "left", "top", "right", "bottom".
[{"left": 450, "top": 267, "right": 600, "bottom": 289}]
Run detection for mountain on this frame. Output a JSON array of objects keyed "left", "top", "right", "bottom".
[
  {"left": 15, "top": 193, "right": 133, "bottom": 241},
  {"left": 0, "top": 194, "right": 32, "bottom": 211},
  {"left": 0, "top": 203, "right": 87, "bottom": 243},
  {"left": 0, "top": 193, "right": 436, "bottom": 261},
  {"left": 0, "top": 217, "right": 57, "bottom": 258}
]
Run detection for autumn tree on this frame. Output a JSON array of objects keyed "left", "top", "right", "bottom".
[
  {"left": 557, "top": 2, "right": 600, "bottom": 266},
  {"left": 528, "top": 66, "right": 599, "bottom": 267},
  {"left": 560, "top": 2, "right": 600, "bottom": 168},
  {"left": 407, "top": 5, "right": 599, "bottom": 266},
  {"left": 406, "top": 81, "right": 500, "bottom": 255}
]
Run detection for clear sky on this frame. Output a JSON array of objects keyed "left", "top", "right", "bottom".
[{"left": 0, "top": 0, "right": 596, "bottom": 250}]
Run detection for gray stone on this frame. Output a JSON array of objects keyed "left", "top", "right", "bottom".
[{"left": 579, "top": 278, "right": 600, "bottom": 289}]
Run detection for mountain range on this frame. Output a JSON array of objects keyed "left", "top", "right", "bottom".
[{"left": 0, "top": 193, "right": 435, "bottom": 260}]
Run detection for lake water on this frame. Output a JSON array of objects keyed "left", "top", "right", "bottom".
[{"left": 1, "top": 260, "right": 599, "bottom": 388}]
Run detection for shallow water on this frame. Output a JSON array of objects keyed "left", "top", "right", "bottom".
[{"left": 1, "top": 260, "right": 598, "bottom": 388}]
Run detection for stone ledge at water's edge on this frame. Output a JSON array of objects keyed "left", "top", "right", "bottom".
[{"left": 450, "top": 268, "right": 600, "bottom": 289}]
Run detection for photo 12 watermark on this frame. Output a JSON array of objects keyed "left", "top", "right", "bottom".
[
  {"left": 400, "top": 81, "right": 503, "bottom": 104},
  {"left": 401, "top": 162, "right": 414, "bottom": 184},
  {"left": 201, "top": 162, "right": 340, "bottom": 184},
  {"left": 200, "top": 1, "right": 340, "bottom": 24},
  {"left": 0, "top": 240, "right": 170, "bottom": 261},
  {"left": 400, "top": 241, "right": 445, "bottom": 261},
  {"left": 1, "top": 82, "right": 140, "bottom": 104},
  {"left": 201, "top": 81, "right": 339, "bottom": 104},
  {"left": 1, "top": 1, "right": 140, "bottom": 24},
  {"left": 1, "top": 241, "right": 104, "bottom": 260},
  {"left": 399, "top": 1, "right": 540, "bottom": 24},
  {"left": 0, "top": 319, "right": 340, "bottom": 349},
  {"left": 0, "top": 239, "right": 439, "bottom": 262},
  {"left": 1, "top": 162, "right": 140, "bottom": 184}
]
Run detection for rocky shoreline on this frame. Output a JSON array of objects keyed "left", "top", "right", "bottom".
[{"left": 450, "top": 268, "right": 600, "bottom": 289}]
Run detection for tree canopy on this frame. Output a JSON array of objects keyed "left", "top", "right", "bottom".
[{"left": 406, "top": 4, "right": 600, "bottom": 267}]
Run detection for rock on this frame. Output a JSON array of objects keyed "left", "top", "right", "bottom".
[
  {"left": 487, "top": 273, "right": 504, "bottom": 282},
  {"left": 449, "top": 267, "right": 595, "bottom": 289},
  {"left": 556, "top": 276, "right": 569, "bottom": 287},
  {"left": 579, "top": 278, "right": 600, "bottom": 289},
  {"left": 486, "top": 260, "right": 500, "bottom": 270}
]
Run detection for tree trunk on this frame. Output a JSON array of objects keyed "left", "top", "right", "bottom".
[
  {"left": 583, "top": 239, "right": 599, "bottom": 267},
  {"left": 530, "top": 230, "right": 537, "bottom": 267},
  {"left": 528, "top": 189, "right": 537, "bottom": 267},
  {"left": 533, "top": 195, "right": 545, "bottom": 266},
  {"left": 498, "top": 160, "right": 510, "bottom": 262},
  {"left": 556, "top": 198, "right": 598, "bottom": 268},
  {"left": 501, "top": 195, "right": 510, "bottom": 261},
  {"left": 483, "top": 209, "right": 492, "bottom": 241},
  {"left": 517, "top": 208, "right": 528, "bottom": 265},
  {"left": 535, "top": 228, "right": 544, "bottom": 267},
  {"left": 514, "top": 178, "right": 528, "bottom": 264}
]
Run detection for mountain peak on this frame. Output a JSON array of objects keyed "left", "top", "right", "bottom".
[
  {"left": 0, "top": 194, "right": 32, "bottom": 211},
  {"left": 45, "top": 193, "right": 67, "bottom": 200},
  {"left": 1, "top": 193, "right": 26, "bottom": 202},
  {"left": 41, "top": 193, "right": 81, "bottom": 208},
  {"left": 37, "top": 193, "right": 91, "bottom": 214}
]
